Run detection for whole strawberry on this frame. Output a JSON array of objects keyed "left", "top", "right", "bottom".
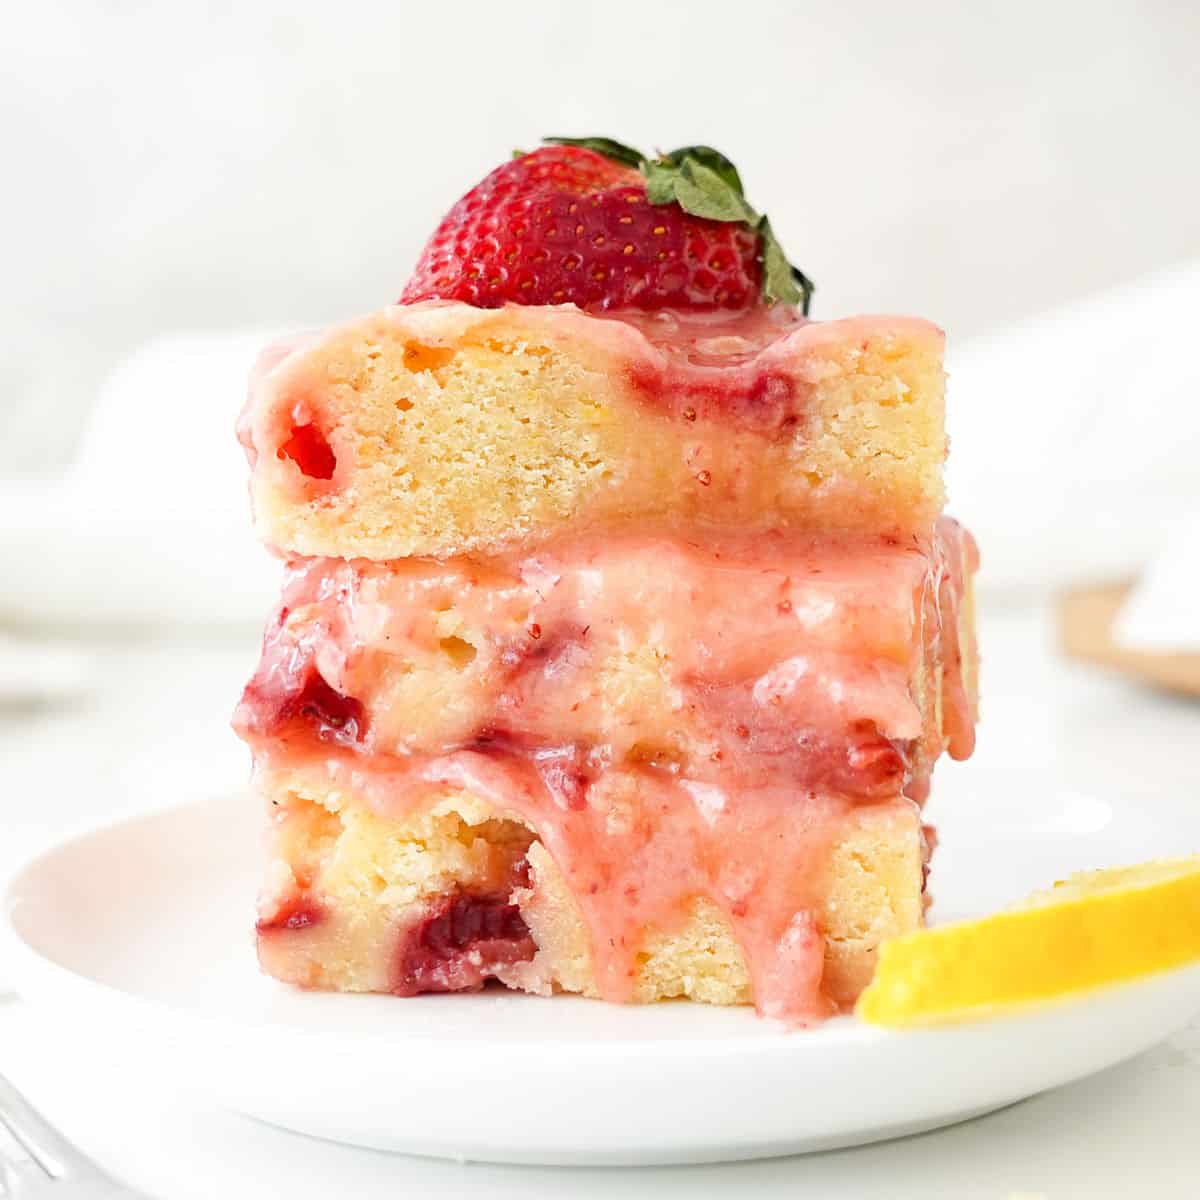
[{"left": 401, "top": 137, "right": 813, "bottom": 314}]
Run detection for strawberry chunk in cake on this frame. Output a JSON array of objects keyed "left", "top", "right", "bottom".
[{"left": 235, "top": 137, "right": 980, "bottom": 1023}]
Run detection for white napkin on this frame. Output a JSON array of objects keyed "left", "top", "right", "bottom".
[
  {"left": 0, "top": 331, "right": 285, "bottom": 629},
  {"left": 0, "top": 633, "right": 92, "bottom": 701},
  {"left": 946, "top": 258, "right": 1200, "bottom": 599}
]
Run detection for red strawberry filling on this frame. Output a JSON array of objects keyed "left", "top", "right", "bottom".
[
  {"left": 237, "top": 611, "right": 366, "bottom": 747},
  {"left": 256, "top": 894, "right": 324, "bottom": 934},
  {"left": 470, "top": 730, "right": 596, "bottom": 812},
  {"left": 628, "top": 362, "right": 800, "bottom": 435},
  {"left": 391, "top": 893, "right": 537, "bottom": 996},
  {"left": 278, "top": 422, "right": 337, "bottom": 480}
]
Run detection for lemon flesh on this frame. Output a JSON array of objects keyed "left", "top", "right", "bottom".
[{"left": 857, "top": 856, "right": 1200, "bottom": 1028}]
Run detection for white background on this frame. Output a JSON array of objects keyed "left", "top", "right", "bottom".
[{"left": 5, "top": 0, "right": 1200, "bottom": 473}]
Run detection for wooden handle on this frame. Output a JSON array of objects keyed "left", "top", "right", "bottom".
[{"left": 1059, "top": 581, "right": 1200, "bottom": 698}]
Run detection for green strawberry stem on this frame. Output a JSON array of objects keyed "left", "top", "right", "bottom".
[{"left": 544, "top": 136, "right": 814, "bottom": 313}]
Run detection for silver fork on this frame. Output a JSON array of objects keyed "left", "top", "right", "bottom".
[{"left": 0, "top": 1074, "right": 149, "bottom": 1198}]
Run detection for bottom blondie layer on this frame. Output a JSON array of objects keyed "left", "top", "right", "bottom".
[{"left": 256, "top": 767, "right": 926, "bottom": 1019}]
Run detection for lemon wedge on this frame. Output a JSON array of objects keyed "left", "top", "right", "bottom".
[{"left": 857, "top": 856, "right": 1200, "bottom": 1028}]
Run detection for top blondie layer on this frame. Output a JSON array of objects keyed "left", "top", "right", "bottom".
[{"left": 239, "top": 300, "right": 946, "bottom": 561}]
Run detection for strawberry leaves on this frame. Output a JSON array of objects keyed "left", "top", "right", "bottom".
[
  {"left": 659, "top": 157, "right": 757, "bottom": 224},
  {"left": 758, "top": 217, "right": 814, "bottom": 311},
  {"left": 661, "top": 145, "right": 745, "bottom": 197},
  {"left": 541, "top": 136, "right": 645, "bottom": 171},
  {"left": 544, "top": 136, "right": 813, "bottom": 313}
]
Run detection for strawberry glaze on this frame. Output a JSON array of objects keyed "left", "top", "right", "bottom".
[
  {"left": 237, "top": 522, "right": 975, "bottom": 1021},
  {"left": 612, "top": 305, "right": 807, "bottom": 431}
]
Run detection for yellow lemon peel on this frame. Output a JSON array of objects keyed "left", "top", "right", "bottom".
[{"left": 857, "top": 856, "right": 1200, "bottom": 1028}]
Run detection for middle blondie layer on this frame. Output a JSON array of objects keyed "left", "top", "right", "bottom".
[{"left": 237, "top": 520, "right": 977, "bottom": 1021}]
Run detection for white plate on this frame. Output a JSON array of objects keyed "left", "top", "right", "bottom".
[{"left": 4, "top": 782, "right": 1200, "bottom": 1166}]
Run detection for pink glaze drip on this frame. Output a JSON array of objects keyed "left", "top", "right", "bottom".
[
  {"left": 433, "top": 750, "right": 844, "bottom": 1020},
  {"left": 239, "top": 604, "right": 366, "bottom": 748},
  {"left": 935, "top": 521, "right": 979, "bottom": 762},
  {"left": 237, "top": 332, "right": 320, "bottom": 469},
  {"left": 237, "top": 329, "right": 337, "bottom": 497},
  {"left": 237, "top": 523, "right": 974, "bottom": 1022},
  {"left": 605, "top": 306, "right": 809, "bottom": 432},
  {"left": 605, "top": 304, "right": 808, "bottom": 365}
]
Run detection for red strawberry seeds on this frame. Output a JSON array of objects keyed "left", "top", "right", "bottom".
[{"left": 400, "top": 142, "right": 802, "bottom": 313}]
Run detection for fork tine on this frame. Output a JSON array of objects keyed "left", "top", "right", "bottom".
[{"left": 0, "top": 1073, "right": 101, "bottom": 1180}]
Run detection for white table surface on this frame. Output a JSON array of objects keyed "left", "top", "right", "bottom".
[{"left": 1, "top": 602, "right": 1198, "bottom": 1199}]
